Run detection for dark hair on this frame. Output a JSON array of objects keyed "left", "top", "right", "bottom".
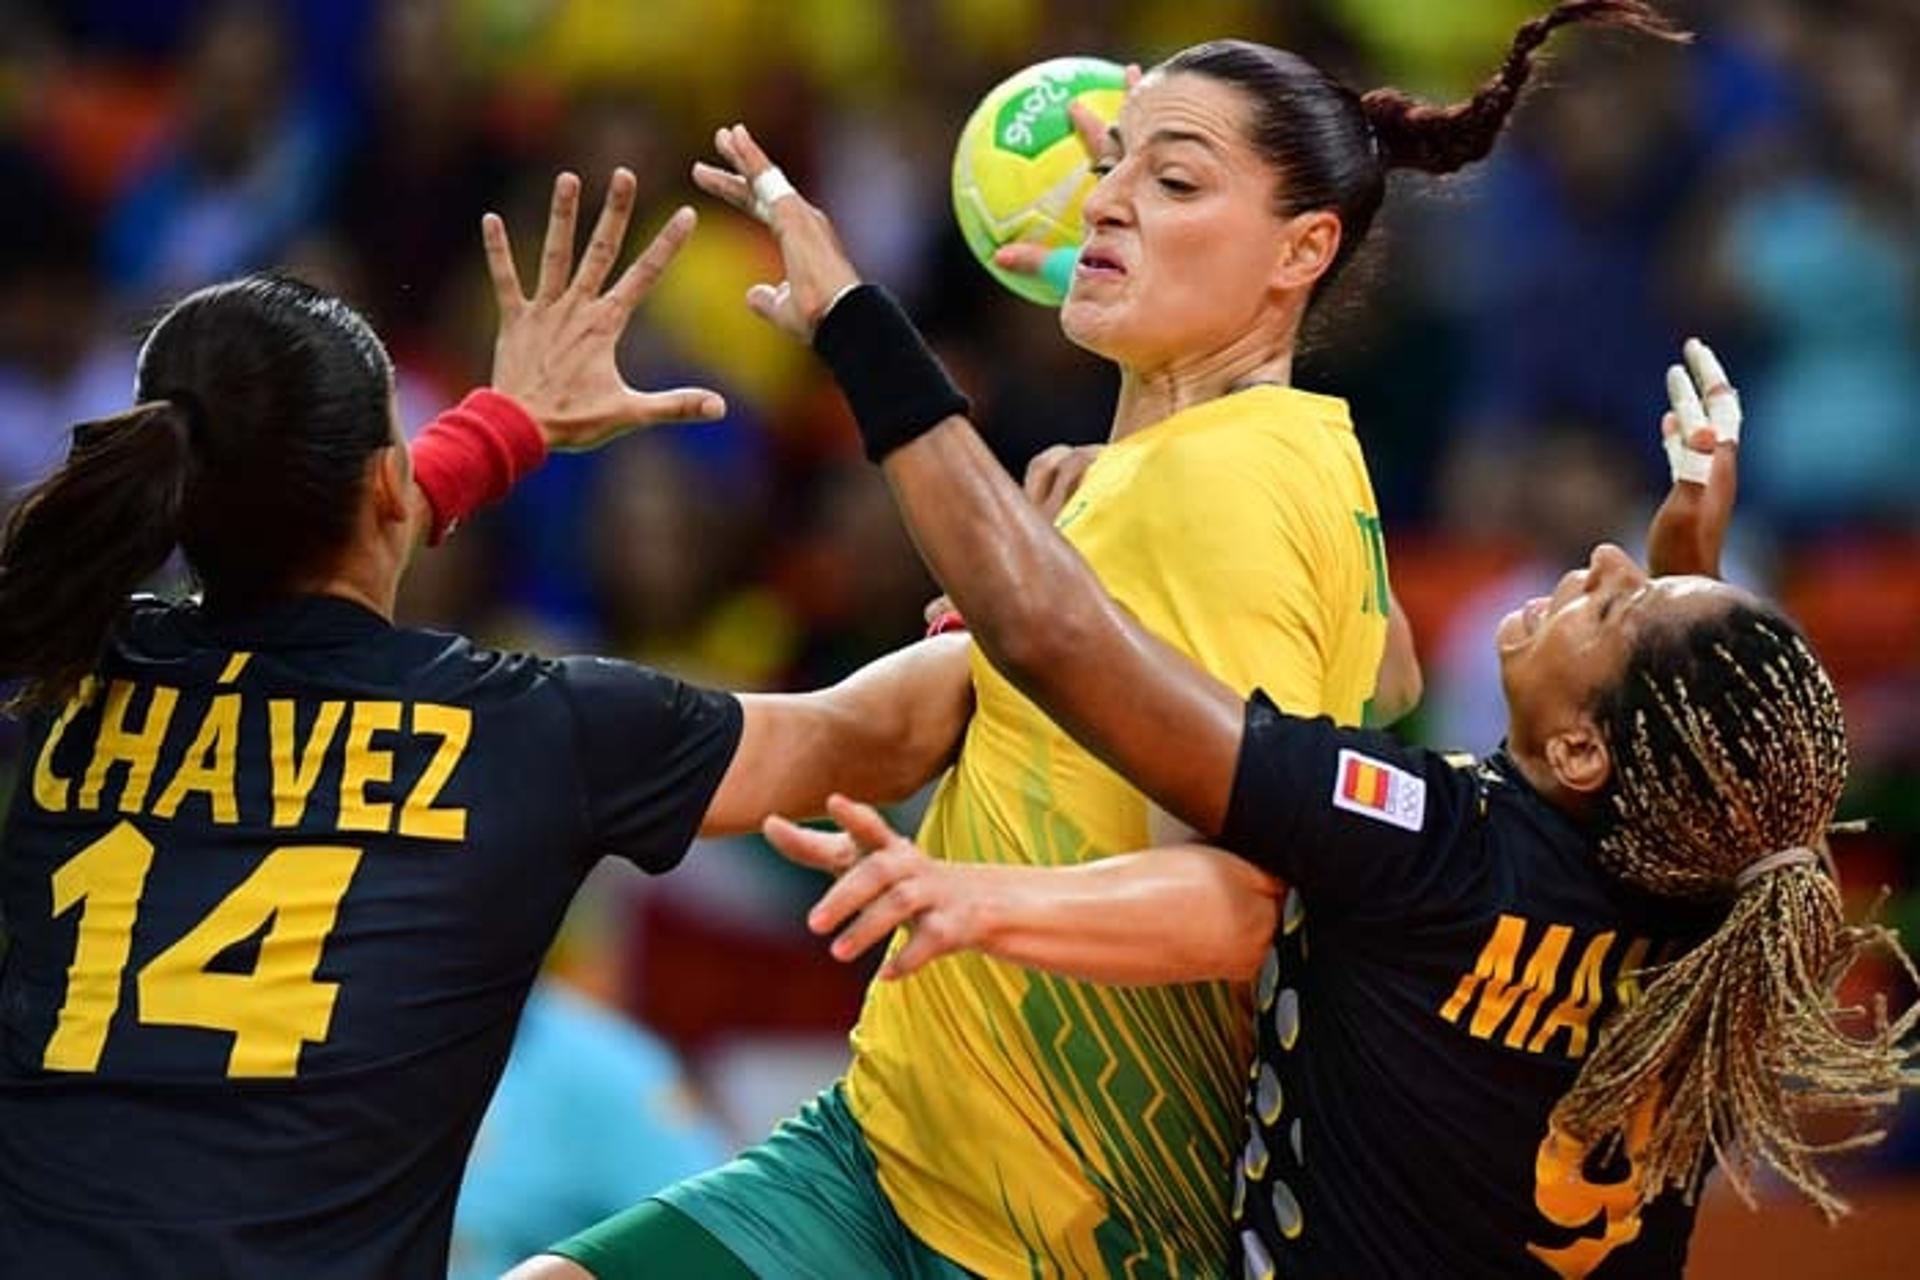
[
  {"left": 1554, "top": 602, "right": 1918, "bottom": 1218},
  {"left": 1159, "top": 1, "right": 1688, "bottom": 290},
  {"left": 0, "top": 275, "right": 394, "bottom": 710}
]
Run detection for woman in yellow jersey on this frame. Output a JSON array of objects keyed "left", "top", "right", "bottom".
[{"left": 516, "top": 5, "right": 1681, "bottom": 1279}]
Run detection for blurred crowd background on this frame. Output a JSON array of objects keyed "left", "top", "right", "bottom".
[{"left": 0, "top": 0, "right": 1914, "bottom": 1274}]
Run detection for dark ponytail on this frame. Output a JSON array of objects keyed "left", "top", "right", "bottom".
[
  {"left": 0, "top": 404, "right": 191, "bottom": 710},
  {"left": 1161, "top": 2, "right": 1688, "bottom": 289},
  {"left": 0, "top": 274, "right": 394, "bottom": 713},
  {"left": 1364, "top": 1, "right": 1688, "bottom": 176}
]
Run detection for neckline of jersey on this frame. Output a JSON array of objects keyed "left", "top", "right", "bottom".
[
  {"left": 1484, "top": 746, "right": 1599, "bottom": 848},
  {"left": 1106, "top": 383, "right": 1354, "bottom": 455},
  {"left": 190, "top": 592, "right": 394, "bottom": 649}
]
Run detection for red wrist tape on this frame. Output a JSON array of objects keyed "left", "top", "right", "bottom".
[{"left": 410, "top": 390, "right": 548, "bottom": 546}]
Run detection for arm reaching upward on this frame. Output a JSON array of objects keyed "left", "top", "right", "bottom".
[
  {"left": 409, "top": 169, "right": 727, "bottom": 545},
  {"left": 1648, "top": 338, "right": 1741, "bottom": 579},
  {"left": 694, "top": 125, "right": 1247, "bottom": 835}
]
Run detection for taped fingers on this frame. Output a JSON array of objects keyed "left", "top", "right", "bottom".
[
  {"left": 750, "top": 167, "right": 798, "bottom": 223},
  {"left": 1664, "top": 408, "right": 1713, "bottom": 486},
  {"left": 1683, "top": 337, "right": 1742, "bottom": 443}
]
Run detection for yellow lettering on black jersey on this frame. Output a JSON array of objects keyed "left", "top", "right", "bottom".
[{"left": 1441, "top": 915, "right": 1653, "bottom": 1060}]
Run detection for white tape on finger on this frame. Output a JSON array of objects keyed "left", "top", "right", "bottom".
[
  {"left": 1702, "top": 385, "right": 1742, "bottom": 444},
  {"left": 750, "top": 167, "right": 797, "bottom": 223},
  {"left": 1667, "top": 364, "right": 1708, "bottom": 435},
  {"left": 1684, "top": 339, "right": 1742, "bottom": 444},
  {"left": 1666, "top": 430, "right": 1713, "bottom": 485}
]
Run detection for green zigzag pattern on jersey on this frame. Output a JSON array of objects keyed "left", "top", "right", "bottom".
[{"left": 997, "top": 738, "right": 1245, "bottom": 1280}]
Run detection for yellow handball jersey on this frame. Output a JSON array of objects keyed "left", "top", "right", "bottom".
[{"left": 845, "top": 386, "right": 1393, "bottom": 1278}]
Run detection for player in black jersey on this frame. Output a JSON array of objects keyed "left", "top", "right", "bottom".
[
  {"left": 0, "top": 172, "right": 972, "bottom": 1278},
  {"left": 719, "top": 139, "right": 1918, "bottom": 1276}
]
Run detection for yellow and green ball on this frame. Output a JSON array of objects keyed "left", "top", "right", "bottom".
[{"left": 951, "top": 56, "right": 1127, "bottom": 307}]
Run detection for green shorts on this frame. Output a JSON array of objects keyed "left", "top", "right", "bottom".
[{"left": 550, "top": 1083, "right": 975, "bottom": 1280}]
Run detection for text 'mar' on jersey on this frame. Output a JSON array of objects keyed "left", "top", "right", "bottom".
[
  {"left": 0, "top": 595, "right": 741, "bottom": 1278},
  {"left": 1219, "top": 693, "right": 1722, "bottom": 1280}
]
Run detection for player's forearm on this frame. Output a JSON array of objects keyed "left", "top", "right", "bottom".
[
  {"left": 408, "top": 391, "right": 549, "bottom": 547},
  {"left": 882, "top": 420, "right": 1098, "bottom": 672},
  {"left": 880, "top": 420, "right": 1245, "bottom": 834},
  {"left": 705, "top": 635, "right": 972, "bottom": 835},
  {"left": 817, "top": 632, "right": 974, "bottom": 799},
  {"left": 1366, "top": 594, "right": 1423, "bottom": 727},
  {"left": 813, "top": 285, "right": 1244, "bottom": 833},
  {"left": 970, "top": 845, "right": 1280, "bottom": 986}
]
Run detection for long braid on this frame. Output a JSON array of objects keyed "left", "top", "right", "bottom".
[
  {"left": 1363, "top": 1, "right": 1688, "bottom": 177},
  {"left": 1551, "top": 606, "right": 1920, "bottom": 1217}
]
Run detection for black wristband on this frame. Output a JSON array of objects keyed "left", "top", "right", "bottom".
[{"left": 812, "top": 284, "right": 970, "bottom": 464}]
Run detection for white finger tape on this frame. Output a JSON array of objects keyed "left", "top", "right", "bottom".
[
  {"left": 750, "top": 167, "right": 797, "bottom": 222},
  {"left": 1666, "top": 429, "right": 1713, "bottom": 485},
  {"left": 1703, "top": 385, "right": 1742, "bottom": 444},
  {"left": 1683, "top": 338, "right": 1742, "bottom": 444},
  {"left": 1667, "top": 364, "right": 1708, "bottom": 435}
]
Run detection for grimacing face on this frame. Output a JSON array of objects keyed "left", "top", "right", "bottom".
[
  {"left": 1497, "top": 543, "right": 1746, "bottom": 767},
  {"left": 1059, "top": 70, "right": 1307, "bottom": 370}
]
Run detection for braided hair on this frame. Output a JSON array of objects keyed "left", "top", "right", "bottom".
[
  {"left": 1552, "top": 603, "right": 1919, "bottom": 1217},
  {"left": 1160, "top": 2, "right": 1688, "bottom": 293}
]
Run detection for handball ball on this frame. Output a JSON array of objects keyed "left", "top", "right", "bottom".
[{"left": 951, "top": 56, "right": 1128, "bottom": 307}]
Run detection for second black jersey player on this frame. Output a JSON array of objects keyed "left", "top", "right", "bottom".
[
  {"left": 0, "top": 177, "right": 973, "bottom": 1278},
  {"left": 751, "top": 230, "right": 1917, "bottom": 1277}
]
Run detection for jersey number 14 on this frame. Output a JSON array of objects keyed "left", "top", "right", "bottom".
[{"left": 44, "top": 821, "right": 362, "bottom": 1078}]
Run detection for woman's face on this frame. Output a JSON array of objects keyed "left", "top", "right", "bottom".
[
  {"left": 1498, "top": 543, "right": 1742, "bottom": 758},
  {"left": 1059, "top": 71, "right": 1301, "bottom": 370}
]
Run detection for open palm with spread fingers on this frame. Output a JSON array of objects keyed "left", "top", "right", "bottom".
[
  {"left": 691, "top": 125, "right": 863, "bottom": 341},
  {"left": 482, "top": 168, "right": 725, "bottom": 451},
  {"left": 765, "top": 795, "right": 986, "bottom": 981}
]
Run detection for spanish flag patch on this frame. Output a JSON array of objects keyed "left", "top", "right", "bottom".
[{"left": 1332, "top": 748, "right": 1427, "bottom": 832}]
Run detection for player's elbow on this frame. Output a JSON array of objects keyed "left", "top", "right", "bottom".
[
  {"left": 1185, "top": 852, "right": 1283, "bottom": 984},
  {"left": 844, "top": 692, "right": 965, "bottom": 803},
  {"left": 1370, "top": 657, "right": 1423, "bottom": 727},
  {"left": 972, "top": 587, "right": 1102, "bottom": 693},
  {"left": 1214, "top": 886, "right": 1280, "bottom": 983},
  {"left": 1370, "top": 597, "right": 1424, "bottom": 727}
]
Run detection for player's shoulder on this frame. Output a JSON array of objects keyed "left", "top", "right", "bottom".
[
  {"left": 1212, "top": 385, "right": 1354, "bottom": 452},
  {"left": 394, "top": 626, "right": 557, "bottom": 694},
  {"left": 1246, "top": 695, "right": 1486, "bottom": 819},
  {"left": 1150, "top": 387, "right": 1359, "bottom": 490}
]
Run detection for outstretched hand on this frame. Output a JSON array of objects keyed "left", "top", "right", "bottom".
[
  {"left": 481, "top": 168, "right": 726, "bottom": 451},
  {"left": 691, "top": 125, "right": 862, "bottom": 341},
  {"left": 764, "top": 795, "right": 987, "bottom": 980},
  {"left": 1649, "top": 338, "right": 1741, "bottom": 579}
]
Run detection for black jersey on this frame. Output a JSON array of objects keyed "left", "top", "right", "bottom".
[
  {"left": 1217, "top": 692, "right": 1721, "bottom": 1279},
  {"left": 0, "top": 595, "right": 742, "bottom": 1277}
]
